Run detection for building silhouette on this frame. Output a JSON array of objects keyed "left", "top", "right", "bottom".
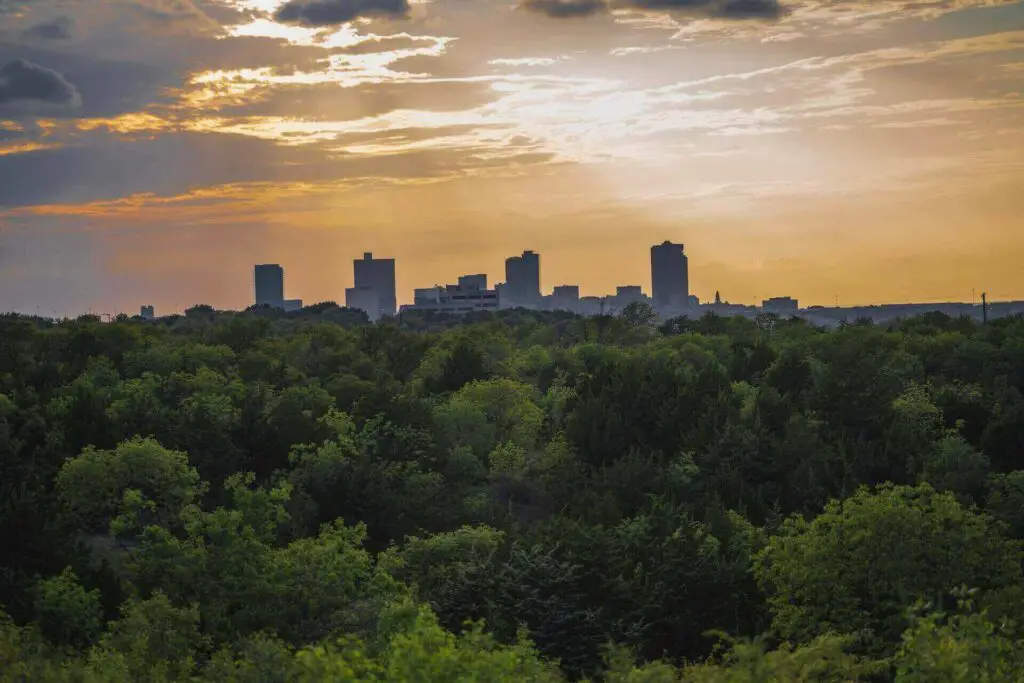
[
  {"left": 254, "top": 264, "right": 284, "bottom": 308},
  {"left": 353, "top": 252, "right": 396, "bottom": 318},
  {"left": 763, "top": 297, "right": 798, "bottom": 315},
  {"left": 504, "top": 250, "right": 541, "bottom": 308},
  {"left": 346, "top": 286, "right": 382, "bottom": 322},
  {"left": 651, "top": 241, "right": 689, "bottom": 312},
  {"left": 458, "top": 274, "right": 488, "bottom": 291},
  {"left": 140, "top": 305, "right": 155, "bottom": 320},
  {"left": 405, "top": 274, "right": 499, "bottom": 315}
]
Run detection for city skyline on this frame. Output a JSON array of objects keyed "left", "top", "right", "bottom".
[
  {"left": 0, "top": 1, "right": 1022, "bottom": 316},
  {"left": 3, "top": 239, "right": 1021, "bottom": 319}
]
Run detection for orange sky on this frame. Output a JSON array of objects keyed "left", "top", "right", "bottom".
[{"left": 0, "top": 0, "right": 1022, "bottom": 314}]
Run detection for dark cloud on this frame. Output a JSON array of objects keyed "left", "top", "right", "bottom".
[
  {"left": 0, "top": 59, "right": 81, "bottom": 112},
  {"left": 519, "top": 0, "right": 607, "bottom": 18},
  {"left": 274, "top": 0, "right": 410, "bottom": 26},
  {"left": 22, "top": 16, "right": 74, "bottom": 41},
  {"left": 626, "top": 0, "right": 785, "bottom": 18},
  {"left": 520, "top": 0, "right": 786, "bottom": 18},
  {"left": 0, "top": 130, "right": 554, "bottom": 207}
]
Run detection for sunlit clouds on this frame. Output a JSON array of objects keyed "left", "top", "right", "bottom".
[{"left": 0, "top": 0, "right": 1022, "bottom": 314}]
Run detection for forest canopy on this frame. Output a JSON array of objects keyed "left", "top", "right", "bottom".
[{"left": 2, "top": 305, "right": 1024, "bottom": 681}]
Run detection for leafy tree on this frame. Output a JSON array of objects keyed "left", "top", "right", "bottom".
[
  {"left": 56, "top": 437, "right": 203, "bottom": 534},
  {"left": 893, "top": 589, "right": 1024, "bottom": 683},
  {"left": 755, "top": 484, "right": 1024, "bottom": 653}
]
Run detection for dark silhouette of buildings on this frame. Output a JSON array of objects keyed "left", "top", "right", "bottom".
[
  {"left": 651, "top": 241, "right": 689, "bottom": 312},
  {"left": 504, "top": 250, "right": 541, "bottom": 308},
  {"left": 458, "top": 274, "right": 488, "bottom": 291},
  {"left": 254, "top": 264, "right": 284, "bottom": 308},
  {"left": 763, "top": 296, "right": 799, "bottom": 315},
  {"left": 406, "top": 273, "right": 499, "bottom": 314},
  {"left": 140, "top": 305, "right": 155, "bottom": 320},
  {"left": 352, "top": 252, "right": 396, "bottom": 318}
]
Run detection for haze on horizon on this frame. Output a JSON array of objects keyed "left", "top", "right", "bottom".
[{"left": 0, "top": 0, "right": 1022, "bottom": 316}]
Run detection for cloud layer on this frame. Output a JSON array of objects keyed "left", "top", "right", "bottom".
[
  {"left": 0, "top": 59, "right": 81, "bottom": 112},
  {"left": 274, "top": 0, "right": 411, "bottom": 26}
]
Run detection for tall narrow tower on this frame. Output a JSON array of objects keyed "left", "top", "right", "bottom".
[
  {"left": 650, "top": 241, "right": 689, "bottom": 311},
  {"left": 353, "top": 252, "right": 397, "bottom": 318},
  {"left": 254, "top": 264, "right": 284, "bottom": 308},
  {"left": 504, "top": 250, "right": 541, "bottom": 308}
]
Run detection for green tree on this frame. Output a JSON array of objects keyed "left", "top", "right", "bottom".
[
  {"left": 755, "top": 484, "right": 1024, "bottom": 654},
  {"left": 56, "top": 437, "right": 203, "bottom": 534}
]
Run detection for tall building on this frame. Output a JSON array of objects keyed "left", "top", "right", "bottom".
[
  {"left": 504, "top": 250, "right": 541, "bottom": 308},
  {"left": 353, "top": 252, "right": 396, "bottom": 318},
  {"left": 254, "top": 264, "right": 284, "bottom": 308},
  {"left": 650, "top": 241, "right": 689, "bottom": 312},
  {"left": 140, "top": 305, "right": 155, "bottom": 320},
  {"left": 346, "top": 286, "right": 382, "bottom": 322}
]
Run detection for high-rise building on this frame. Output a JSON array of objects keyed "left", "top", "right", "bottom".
[
  {"left": 140, "top": 305, "right": 155, "bottom": 320},
  {"left": 353, "top": 252, "right": 396, "bottom": 318},
  {"left": 346, "top": 286, "right": 382, "bottom": 322},
  {"left": 651, "top": 241, "right": 689, "bottom": 312},
  {"left": 504, "top": 250, "right": 541, "bottom": 308},
  {"left": 254, "top": 264, "right": 284, "bottom": 308}
]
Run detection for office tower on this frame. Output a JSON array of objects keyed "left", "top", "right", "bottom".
[
  {"left": 254, "top": 264, "right": 285, "bottom": 308},
  {"left": 346, "top": 286, "right": 382, "bottom": 322},
  {"left": 651, "top": 241, "right": 689, "bottom": 311},
  {"left": 504, "top": 250, "right": 541, "bottom": 308},
  {"left": 353, "top": 252, "right": 396, "bottom": 318},
  {"left": 140, "top": 305, "right": 155, "bottom": 320}
]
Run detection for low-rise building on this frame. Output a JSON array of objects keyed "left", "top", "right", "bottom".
[
  {"left": 403, "top": 278, "right": 500, "bottom": 315},
  {"left": 762, "top": 296, "right": 799, "bottom": 315}
]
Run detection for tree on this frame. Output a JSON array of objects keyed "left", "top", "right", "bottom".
[
  {"left": 31, "top": 568, "right": 103, "bottom": 649},
  {"left": 56, "top": 437, "right": 203, "bottom": 534},
  {"left": 621, "top": 301, "right": 657, "bottom": 329},
  {"left": 755, "top": 484, "right": 1024, "bottom": 654},
  {"left": 893, "top": 589, "right": 1024, "bottom": 683}
]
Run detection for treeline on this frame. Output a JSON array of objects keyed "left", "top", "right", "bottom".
[{"left": 1, "top": 304, "right": 1023, "bottom": 681}]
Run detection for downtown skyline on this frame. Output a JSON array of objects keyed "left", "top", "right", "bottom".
[{"left": 0, "top": 0, "right": 1022, "bottom": 316}]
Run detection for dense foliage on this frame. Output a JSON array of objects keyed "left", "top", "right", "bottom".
[{"left": 2, "top": 304, "right": 1024, "bottom": 681}]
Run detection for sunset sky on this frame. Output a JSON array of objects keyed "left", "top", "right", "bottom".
[{"left": 0, "top": 0, "right": 1022, "bottom": 315}]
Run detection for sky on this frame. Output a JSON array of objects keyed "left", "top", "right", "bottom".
[{"left": 0, "top": 0, "right": 1022, "bottom": 315}]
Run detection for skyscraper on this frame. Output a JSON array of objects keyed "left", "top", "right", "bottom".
[
  {"left": 353, "top": 252, "right": 396, "bottom": 318},
  {"left": 504, "top": 250, "right": 541, "bottom": 308},
  {"left": 254, "top": 264, "right": 284, "bottom": 308},
  {"left": 650, "top": 241, "right": 689, "bottom": 311}
]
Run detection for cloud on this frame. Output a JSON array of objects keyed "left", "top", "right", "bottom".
[
  {"left": 520, "top": 0, "right": 785, "bottom": 19},
  {"left": 519, "top": 0, "right": 608, "bottom": 18},
  {"left": 125, "top": 0, "right": 222, "bottom": 33},
  {"left": 22, "top": 17, "right": 74, "bottom": 41},
  {"left": 0, "top": 59, "right": 81, "bottom": 112},
  {"left": 274, "top": 0, "right": 411, "bottom": 26}
]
